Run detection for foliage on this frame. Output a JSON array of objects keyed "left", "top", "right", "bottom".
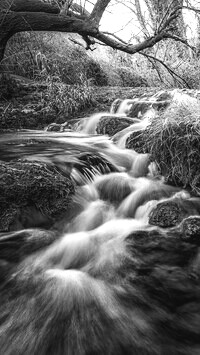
[
  {"left": 4, "top": 32, "right": 148, "bottom": 88},
  {"left": 3, "top": 31, "right": 200, "bottom": 91},
  {"left": 4, "top": 32, "right": 106, "bottom": 85}
]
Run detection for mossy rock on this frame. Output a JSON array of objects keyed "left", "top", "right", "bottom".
[
  {"left": 149, "top": 201, "right": 185, "bottom": 228},
  {"left": 148, "top": 196, "right": 200, "bottom": 228},
  {"left": 125, "top": 130, "right": 147, "bottom": 153},
  {"left": 179, "top": 216, "right": 200, "bottom": 245},
  {"left": 0, "top": 161, "right": 75, "bottom": 231},
  {"left": 144, "top": 97, "right": 200, "bottom": 194},
  {"left": 96, "top": 116, "right": 134, "bottom": 136}
]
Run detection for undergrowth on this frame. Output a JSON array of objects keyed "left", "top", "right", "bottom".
[{"left": 41, "top": 76, "right": 93, "bottom": 121}]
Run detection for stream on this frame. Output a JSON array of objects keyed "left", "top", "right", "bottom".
[{"left": 0, "top": 92, "right": 200, "bottom": 354}]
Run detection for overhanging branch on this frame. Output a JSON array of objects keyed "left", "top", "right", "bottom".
[
  {"left": 94, "top": 31, "right": 169, "bottom": 54},
  {"left": 4, "top": 12, "right": 97, "bottom": 35},
  {"left": 10, "top": 0, "right": 60, "bottom": 14}
]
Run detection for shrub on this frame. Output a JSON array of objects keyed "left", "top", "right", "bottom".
[{"left": 85, "top": 59, "right": 109, "bottom": 86}]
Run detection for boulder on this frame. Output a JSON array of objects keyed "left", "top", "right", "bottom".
[
  {"left": 0, "top": 74, "right": 92, "bottom": 130},
  {"left": 0, "top": 161, "right": 75, "bottom": 231},
  {"left": 125, "top": 130, "right": 146, "bottom": 153},
  {"left": 96, "top": 115, "right": 135, "bottom": 136},
  {"left": 148, "top": 195, "right": 200, "bottom": 228}
]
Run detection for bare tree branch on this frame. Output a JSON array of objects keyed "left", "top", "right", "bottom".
[
  {"left": 140, "top": 52, "right": 191, "bottom": 88},
  {"left": 94, "top": 31, "right": 170, "bottom": 55},
  {"left": 102, "top": 31, "right": 128, "bottom": 44}
]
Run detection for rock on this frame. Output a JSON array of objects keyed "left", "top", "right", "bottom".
[
  {"left": 125, "top": 228, "right": 197, "bottom": 280},
  {"left": 45, "top": 122, "right": 72, "bottom": 132},
  {"left": 149, "top": 201, "right": 185, "bottom": 228},
  {"left": 179, "top": 216, "right": 200, "bottom": 245},
  {"left": 94, "top": 173, "right": 133, "bottom": 204},
  {"left": 96, "top": 115, "right": 135, "bottom": 136},
  {"left": 125, "top": 130, "right": 147, "bottom": 153},
  {"left": 0, "top": 74, "right": 92, "bottom": 130},
  {"left": 0, "top": 161, "right": 75, "bottom": 231},
  {"left": 148, "top": 195, "right": 200, "bottom": 228}
]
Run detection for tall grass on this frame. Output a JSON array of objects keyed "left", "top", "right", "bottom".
[
  {"left": 3, "top": 31, "right": 200, "bottom": 89},
  {"left": 145, "top": 96, "right": 200, "bottom": 194},
  {"left": 40, "top": 76, "right": 93, "bottom": 122}
]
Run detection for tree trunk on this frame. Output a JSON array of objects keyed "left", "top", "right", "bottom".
[{"left": 0, "top": 15, "right": 13, "bottom": 69}]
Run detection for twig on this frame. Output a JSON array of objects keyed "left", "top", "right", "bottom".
[{"left": 140, "top": 51, "right": 191, "bottom": 88}]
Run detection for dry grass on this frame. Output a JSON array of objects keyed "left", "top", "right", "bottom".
[
  {"left": 145, "top": 96, "right": 200, "bottom": 194},
  {"left": 41, "top": 77, "right": 93, "bottom": 121}
]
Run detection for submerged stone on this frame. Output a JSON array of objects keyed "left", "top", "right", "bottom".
[
  {"left": 0, "top": 229, "right": 57, "bottom": 262},
  {"left": 74, "top": 152, "right": 119, "bottom": 181}
]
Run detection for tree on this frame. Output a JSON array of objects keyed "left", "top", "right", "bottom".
[
  {"left": 148, "top": 0, "right": 185, "bottom": 36},
  {"left": 0, "top": 0, "right": 200, "bottom": 67}
]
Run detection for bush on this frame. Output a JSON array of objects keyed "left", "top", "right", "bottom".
[{"left": 85, "top": 59, "right": 109, "bottom": 86}]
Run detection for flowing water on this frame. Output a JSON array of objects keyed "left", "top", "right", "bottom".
[{"left": 0, "top": 96, "right": 200, "bottom": 354}]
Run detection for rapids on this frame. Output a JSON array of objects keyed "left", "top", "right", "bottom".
[{"left": 1, "top": 93, "right": 200, "bottom": 354}]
